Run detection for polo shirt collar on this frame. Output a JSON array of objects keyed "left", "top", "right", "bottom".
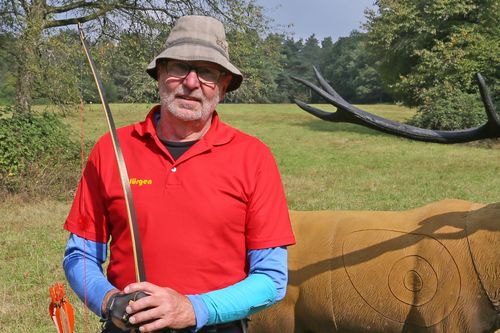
[{"left": 134, "top": 105, "right": 235, "bottom": 147}]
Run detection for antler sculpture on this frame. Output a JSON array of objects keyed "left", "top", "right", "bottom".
[{"left": 293, "top": 67, "right": 500, "bottom": 143}]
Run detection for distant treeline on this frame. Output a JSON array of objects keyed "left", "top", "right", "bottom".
[
  {"left": 1, "top": 0, "right": 497, "bottom": 132},
  {"left": 0, "top": 30, "right": 389, "bottom": 105}
]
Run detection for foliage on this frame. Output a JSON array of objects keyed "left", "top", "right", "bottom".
[
  {"left": 104, "top": 31, "right": 166, "bottom": 103},
  {"left": 273, "top": 37, "right": 313, "bottom": 103},
  {"left": 267, "top": 31, "right": 391, "bottom": 104},
  {"left": 0, "top": 27, "right": 392, "bottom": 106},
  {"left": 226, "top": 30, "right": 284, "bottom": 103},
  {"left": 366, "top": 0, "right": 499, "bottom": 107},
  {"left": 0, "top": 0, "right": 272, "bottom": 114},
  {"left": 0, "top": 0, "right": 393, "bottom": 107},
  {"left": 0, "top": 106, "right": 80, "bottom": 199},
  {"left": 298, "top": 35, "right": 324, "bottom": 103},
  {"left": 36, "top": 29, "right": 83, "bottom": 111},
  {"left": 4, "top": 0, "right": 497, "bottom": 119},
  {"left": 319, "top": 31, "right": 389, "bottom": 103},
  {"left": 408, "top": 87, "right": 486, "bottom": 130},
  {"left": 0, "top": 33, "right": 16, "bottom": 105}
]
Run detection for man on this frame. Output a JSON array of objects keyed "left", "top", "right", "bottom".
[{"left": 64, "top": 15, "right": 295, "bottom": 333}]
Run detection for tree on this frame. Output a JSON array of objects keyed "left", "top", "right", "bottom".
[
  {"left": 273, "top": 32, "right": 390, "bottom": 104},
  {"left": 226, "top": 31, "right": 284, "bottom": 103},
  {"left": 0, "top": 0, "right": 270, "bottom": 114},
  {"left": 105, "top": 30, "right": 166, "bottom": 103},
  {"left": 275, "top": 37, "right": 317, "bottom": 103},
  {"left": 366, "top": 0, "right": 499, "bottom": 107},
  {"left": 300, "top": 35, "right": 324, "bottom": 103},
  {"left": 37, "top": 29, "right": 84, "bottom": 108},
  {"left": 319, "top": 31, "right": 389, "bottom": 103},
  {"left": 0, "top": 33, "right": 16, "bottom": 104}
]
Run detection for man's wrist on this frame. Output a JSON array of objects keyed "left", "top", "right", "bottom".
[
  {"left": 102, "top": 289, "right": 120, "bottom": 318},
  {"left": 187, "top": 294, "right": 209, "bottom": 331}
]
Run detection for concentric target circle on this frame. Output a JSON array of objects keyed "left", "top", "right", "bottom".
[
  {"left": 388, "top": 255, "right": 437, "bottom": 306},
  {"left": 342, "top": 229, "right": 461, "bottom": 327}
]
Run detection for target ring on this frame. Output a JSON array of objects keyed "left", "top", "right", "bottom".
[
  {"left": 404, "top": 270, "right": 422, "bottom": 292},
  {"left": 388, "top": 255, "right": 438, "bottom": 306},
  {"left": 342, "top": 229, "right": 461, "bottom": 327}
]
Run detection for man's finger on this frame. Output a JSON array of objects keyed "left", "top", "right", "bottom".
[
  {"left": 128, "top": 306, "right": 161, "bottom": 326},
  {"left": 124, "top": 281, "right": 157, "bottom": 294},
  {"left": 138, "top": 318, "right": 170, "bottom": 333},
  {"left": 125, "top": 291, "right": 157, "bottom": 313}
]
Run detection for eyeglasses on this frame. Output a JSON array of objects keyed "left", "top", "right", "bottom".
[{"left": 165, "top": 61, "right": 225, "bottom": 86}]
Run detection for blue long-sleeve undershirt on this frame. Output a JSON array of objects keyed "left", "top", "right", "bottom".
[
  {"left": 63, "top": 233, "right": 288, "bottom": 330},
  {"left": 63, "top": 234, "right": 115, "bottom": 316}
]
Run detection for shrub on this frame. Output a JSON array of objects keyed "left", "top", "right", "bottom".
[
  {"left": 408, "top": 88, "right": 486, "bottom": 130},
  {"left": 0, "top": 106, "right": 80, "bottom": 200}
]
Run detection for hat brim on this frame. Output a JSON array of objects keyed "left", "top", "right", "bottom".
[{"left": 146, "top": 44, "right": 243, "bottom": 92}]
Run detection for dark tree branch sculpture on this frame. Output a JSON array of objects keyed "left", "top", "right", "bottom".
[{"left": 293, "top": 67, "right": 500, "bottom": 144}]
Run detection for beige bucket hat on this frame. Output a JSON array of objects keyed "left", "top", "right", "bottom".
[{"left": 146, "top": 15, "right": 243, "bottom": 91}]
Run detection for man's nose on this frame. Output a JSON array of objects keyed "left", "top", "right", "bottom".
[{"left": 182, "top": 70, "right": 201, "bottom": 89}]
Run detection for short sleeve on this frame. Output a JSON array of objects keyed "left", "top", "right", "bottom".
[
  {"left": 64, "top": 142, "right": 109, "bottom": 243},
  {"left": 245, "top": 146, "right": 295, "bottom": 249}
]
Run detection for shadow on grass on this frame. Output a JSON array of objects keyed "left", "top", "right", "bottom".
[{"left": 296, "top": 118, "right": 390, "bottom": 138}]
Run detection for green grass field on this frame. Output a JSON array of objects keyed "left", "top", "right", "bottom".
[
  {"left": 1, "top": 103, "right": 499, "bottom": 332},
  {"left": 59, "top": 102, "right": 500, "bottom": 209}
]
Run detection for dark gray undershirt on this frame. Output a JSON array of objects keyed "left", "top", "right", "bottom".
[{"left": 160, "top": 139, "right": 198, "bottom": 160}]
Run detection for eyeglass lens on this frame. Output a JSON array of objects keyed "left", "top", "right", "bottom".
[{"left": 167, "top": 62, "right": 222, "bottom": 84}]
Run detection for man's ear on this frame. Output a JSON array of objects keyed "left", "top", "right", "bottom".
[
  {"left": 156, "top": 62, "right": 167, "bottom": 85},
  {"left": 219, "top": 74, "right": 233, "bottom": 100}
]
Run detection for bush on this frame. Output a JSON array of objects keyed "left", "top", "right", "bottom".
[
  {"left": 408, "top": 88, "right": 486, "bottom": 130},
  {"left": 0, "top": 106, "right": 80, "bottom": 200}
]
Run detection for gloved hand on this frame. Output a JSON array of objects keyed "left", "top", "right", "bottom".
[{"left": 105, "top": 291, "right": 149, "bottom": 331}]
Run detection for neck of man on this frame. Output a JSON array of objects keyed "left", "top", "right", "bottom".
[{"left": 157, "top": 109, "right": 213, "bottom": 142}]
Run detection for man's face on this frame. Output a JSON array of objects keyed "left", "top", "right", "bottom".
[{"left": 158, "top": 60, "right": 231, "bottom": 123}]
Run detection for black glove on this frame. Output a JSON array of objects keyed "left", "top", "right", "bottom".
[{"left": 105, "top": 291, "right": 149, "bottom": 331}]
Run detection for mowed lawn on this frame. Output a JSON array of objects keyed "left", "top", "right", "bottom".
[
  {"left": 1, "top": 103, "right": 499, "bottom": 332},
  {"left": 62, "top": 102, "right": 500, "bottom": 210}
]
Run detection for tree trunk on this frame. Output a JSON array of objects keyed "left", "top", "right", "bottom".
[
  {"left": 15, "top": 57, "right": 34, "bottom": 114},
  {"left": 14, "top": 0, "right": 45, "bottom": 115}
]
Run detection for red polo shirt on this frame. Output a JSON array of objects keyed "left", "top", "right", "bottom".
[{"left": 65, "top": 105, "right": 295, "bottom": 294}]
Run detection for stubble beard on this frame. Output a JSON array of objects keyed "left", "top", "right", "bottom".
[{"left": 160, "top": 85, "right": 220, "bottom": 122}]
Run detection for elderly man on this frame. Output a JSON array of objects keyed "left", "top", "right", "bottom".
[{"left": 63, "top": 15, "right": 295, "bottom": 333}]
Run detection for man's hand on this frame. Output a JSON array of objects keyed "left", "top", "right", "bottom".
[{"left": 123, "top": 282, "right": 196, "bottom": 332}]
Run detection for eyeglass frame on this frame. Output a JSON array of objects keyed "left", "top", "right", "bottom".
[{"left": 160, "top": 60, "right": 227, "bottom": 87}]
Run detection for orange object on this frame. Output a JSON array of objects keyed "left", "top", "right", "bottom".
[{"left": 49, "top": 283, "right": 75, "bottom": 333}]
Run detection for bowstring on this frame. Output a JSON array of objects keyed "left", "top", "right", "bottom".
[{"left": 79, "top": 53, "right": 89, "bottom": 333}]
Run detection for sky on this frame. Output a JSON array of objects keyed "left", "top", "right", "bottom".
[{"left": 255, "top": 0, "right": 376, "bottom": 42}]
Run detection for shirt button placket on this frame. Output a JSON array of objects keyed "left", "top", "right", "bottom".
[{"left": 166, "top": 164, "right": 181, "bottom": 186}]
